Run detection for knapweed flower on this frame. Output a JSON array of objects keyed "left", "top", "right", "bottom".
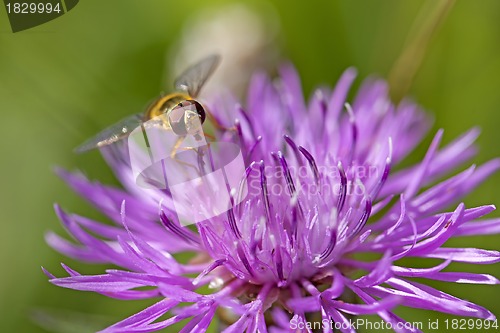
[{"left": 45, "top": 65, "right": 500, "bottom": 333}]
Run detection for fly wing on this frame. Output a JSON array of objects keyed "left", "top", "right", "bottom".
[
  {"left": 174, "top": 54, "right": 221, "bottom": 97},
  {"left": 75, "top": 113, "right": 144, "bottom": 153}
]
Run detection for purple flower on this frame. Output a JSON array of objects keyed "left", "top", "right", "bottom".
[{"left": 45, "top": 65, "right": 500, "bottom": 333}]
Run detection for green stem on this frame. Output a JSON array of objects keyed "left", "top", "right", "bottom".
[{"left": 388, "top": 0, "right": 456, "bottom": 103}]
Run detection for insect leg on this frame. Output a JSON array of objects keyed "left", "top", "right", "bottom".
[
  {"left": 206, "top": 109, "right": 237, "bottom": 132},
  {"left": 169, "top": 136, "right": 202, "bottom": 175}
]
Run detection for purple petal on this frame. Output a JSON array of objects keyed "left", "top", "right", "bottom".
[
  {"left": 354, "top": 250, "right": 393, "bottom": 287},
  {"left": 424, "top": 247, "right": 500, "bottom": 264}
]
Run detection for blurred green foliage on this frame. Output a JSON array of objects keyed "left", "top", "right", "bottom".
[{"left": 1, "top": 0, "right": 499, "bottom": 332}]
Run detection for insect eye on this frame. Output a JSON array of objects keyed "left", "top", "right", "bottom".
[
  {"left": 188, "top": 100, "right": 206, "bottom": 124},
  {"left": 168, "top": 100, "right": 206, "bottom": 136},
  {"left": 168, "top": 105, "right": 188, "bottom": 136}
]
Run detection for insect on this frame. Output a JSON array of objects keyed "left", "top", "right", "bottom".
[{"left": 75, "top": 54, "right": 221, "bottom": 154}]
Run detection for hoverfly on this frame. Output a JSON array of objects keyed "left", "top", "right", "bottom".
[{"left": 75, "top": 54, "right": 221, "bottom": 153}]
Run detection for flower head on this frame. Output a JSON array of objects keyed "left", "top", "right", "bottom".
[{"left": 46, "top": 65, "right": 500, "bottom": 332}]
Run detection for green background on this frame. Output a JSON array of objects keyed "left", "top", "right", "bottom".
[{"left": 1, "top": 0, "right": 499, "bottom": 332}]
